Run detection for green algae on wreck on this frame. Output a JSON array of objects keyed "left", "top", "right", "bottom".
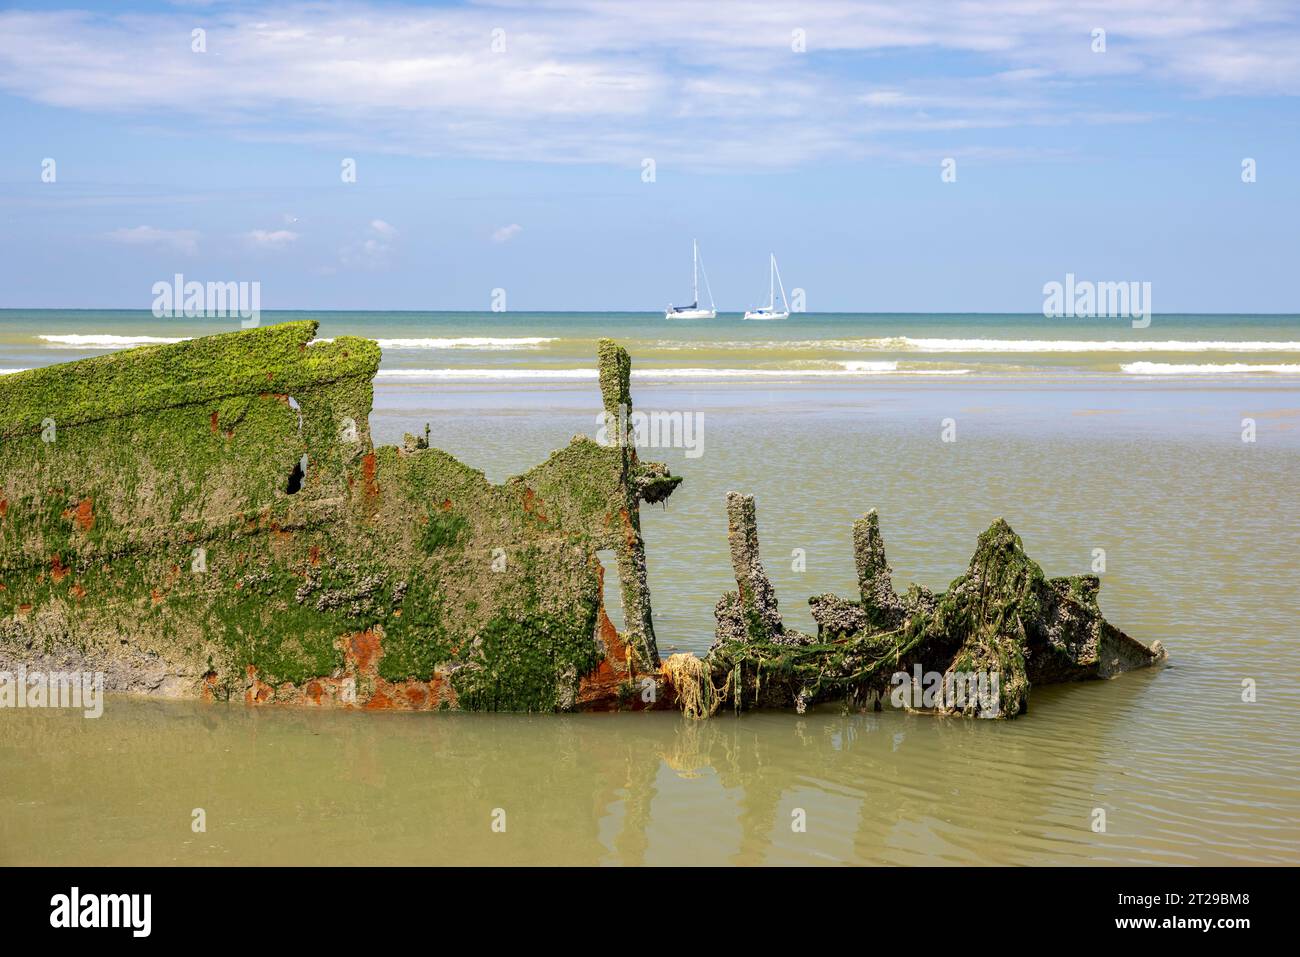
[
  {"left": 0, "top": 321, "right": 680, "bottom": 711},
  {"left": 694, "top": 492, "right": 1166, "bottom": 719},
  {"left": 0, "top": 321, "right": 1162, "bottom": 718}
]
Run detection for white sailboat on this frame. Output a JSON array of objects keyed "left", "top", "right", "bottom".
[
  {"left": 665, "top": 240, "right": 716, "bottom": 319},
  {"left": 743, "top": 253, "right": 789, "bottom": 321}
]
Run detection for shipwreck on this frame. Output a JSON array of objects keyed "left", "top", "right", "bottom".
[{"left": 0, "top": 321, "right": 1164, "bottom": 717}]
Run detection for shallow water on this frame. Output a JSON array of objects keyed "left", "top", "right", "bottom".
[
  {"left": 3, "top": 369, "right": 1298, "bottom": 865},
  {"left": 0, "top": 670, "right": 1293, "bottom": 866}
]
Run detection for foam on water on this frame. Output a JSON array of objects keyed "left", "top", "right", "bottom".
[
  {"left": 39, "top": 334, "right": 191, "bottom": 347},
  {"left": 376, "top": 364, "right": 974, "bottom": 380},
  {"left": 857, "top": 337, "right": 1300, "bottom": 353},
  {"left": 376, "top": 337, "right": 557, "bottom": 349},
  {"left": 1122, "top": 362, "right": 1300, "bottom": 374}
]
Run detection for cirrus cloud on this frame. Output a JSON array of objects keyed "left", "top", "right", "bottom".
[
  {"left": 105, "top": 225, "right": 200, "bottom": 254},
  {"left": 0, "top": 1, "right": 1296, "bottom": 169},
  {"left": 245, "top": 228, "right": 299, "bottom": 248}
]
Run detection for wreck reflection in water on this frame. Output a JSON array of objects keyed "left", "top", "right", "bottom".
[{"left": 2, "top": 669, "right": 1294, "bottom": 866}]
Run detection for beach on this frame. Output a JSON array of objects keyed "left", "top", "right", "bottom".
[{"left": 1, "top": 310, "right": 1298, "bottom": 865}]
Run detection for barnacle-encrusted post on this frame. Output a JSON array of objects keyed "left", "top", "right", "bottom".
[
  {"left": 853, "top": 509, "right": 905, "bottom": 629},
  {"left": 724, "top": 491, "right": 784, "bottom": 643}
]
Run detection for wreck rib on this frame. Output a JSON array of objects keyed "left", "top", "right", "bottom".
[{"left": 704, "top": 498, "right": 1167, "bottom": 718}]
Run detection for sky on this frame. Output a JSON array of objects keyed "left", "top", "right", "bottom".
[{"left": 0, "top": 0, "right": 1296, "bottom": 312}]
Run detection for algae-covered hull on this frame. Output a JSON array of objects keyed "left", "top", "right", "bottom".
[
  {"left": 0, "top": 322, "right": 1162, "bottom": 717},
  {"left": 0, "top": 321, "right": 679, "bottom": 711}
]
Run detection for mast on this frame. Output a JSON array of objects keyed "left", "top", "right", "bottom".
[
  {"left": 769, "top": 253, "right": 776, "bottom": 310},
  {"left": 774, "top": 256, "right": 789, "bottom": 313},
  {"left": 699, "top": 245, "right": 715, "bottom": 311},
  {"left": 692, "top": 239, "right": 699, "bottom": 306}
]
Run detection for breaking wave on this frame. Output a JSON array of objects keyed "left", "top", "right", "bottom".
[
  {"left": 375, "top": 337, "right": 557, "bottom": 349},
  {"left": 38, "top": 334, "right": 190, "bottom": 348},
  {"left": 645, "top": 336, "right": 1300, "bottom": 354},
  {"left": 852, "top": 338, "right": 1300, "bottom": 353},
  {"left": 36, "top": 334, "right": 557, "bottom": 351},
  {"left": 377, "top": 364, "right": 972, "bottom": 381},
  {"left": 1121, "top": 362, "right": 1300, "bottom": 375}
]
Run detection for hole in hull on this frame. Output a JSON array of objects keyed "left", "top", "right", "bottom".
[{"left": 286, "top": 454, "right": 307, "bottom": 494}]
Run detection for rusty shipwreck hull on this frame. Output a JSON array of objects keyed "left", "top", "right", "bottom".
[
  {"left": 0, "top": 322, "right": 1164, "bottom": 718},
  {"left": 0, "top": 321, "right": 681, "bottom": 712}
]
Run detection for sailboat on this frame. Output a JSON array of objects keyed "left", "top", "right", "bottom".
[
  {"left": 665, "top": 240, "right": 716, "bottom": 319},
  {"left": 743, "top": 253, "right": 789, "bottom": 321}
]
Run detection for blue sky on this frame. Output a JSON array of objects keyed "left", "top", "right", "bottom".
[{"left": 0, "top": 0, "right": 1297, "bottom": 312}]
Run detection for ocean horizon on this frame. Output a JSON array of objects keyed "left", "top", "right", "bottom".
[{"left": 4, "top": 309, "right": 1299, "bottom": 381}]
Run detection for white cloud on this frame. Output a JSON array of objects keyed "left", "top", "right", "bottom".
[
  {"left": 370, "top": 219, "right": 397, "bottom": 238},
  {"left": 105, "top": 225, "right": 199, "bottom": 254},
  {"left": 245, "top": 229, "right": 299, "bottom": 248},
  {"left": 491, "top": 223, "right": 523, "bottom": 243},
  {"left": 0, "top": 2, "right": 1295, "bottom": 168}
]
